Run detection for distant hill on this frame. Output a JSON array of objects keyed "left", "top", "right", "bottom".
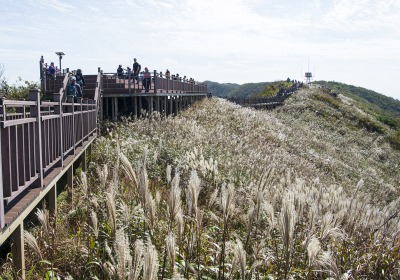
[
  {"left": 226, "top": 82, "right": 271, "bottom": 98},
  {"left": 204, "top": 81, "right": 272, "bottom": 98},
  {"left": 313, "top": 81, "right": 400, "bottom": 129},
  {"left": 204, "top": 81, "right": 240, "bottom": 98}
]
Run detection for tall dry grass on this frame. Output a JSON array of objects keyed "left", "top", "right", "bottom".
[{"left": 3, "top": 88, "right": 400, "bottom": 279}]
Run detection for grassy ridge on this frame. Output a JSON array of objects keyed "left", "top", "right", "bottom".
[
  {"left": 3, "top": 88, "right": 399, "bottom": 279},
  {"left": 313, "top": 80, "right": 400, "bottom": 128}
]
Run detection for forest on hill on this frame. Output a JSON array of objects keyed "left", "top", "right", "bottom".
[
  {"left": 3, "top": 86, "right": 399, "bottom": 279},
  {"left": 205, "top": 80, "right": 271, "bottom": 98},
  {"left": 313, "top": 80, "right": 400, "bottom": 129}
]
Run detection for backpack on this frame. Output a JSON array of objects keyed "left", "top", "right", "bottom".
[{"left": 67, "top": 83, "right": 77, "bottom": 97}]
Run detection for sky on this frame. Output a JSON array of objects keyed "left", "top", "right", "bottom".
[{"left": 1, "top": 0, "right": 399, "bottom": 99}]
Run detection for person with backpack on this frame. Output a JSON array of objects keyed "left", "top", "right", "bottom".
[
  {"left": 67, "top": 77, "right": 82, "bottom": 101},
  {"left": 76, "top": 69, "right": 85, "bottom": 89},
  {"left": 117, "top": 65, "right": 124, "bottom": 77},
  {"left": 133, "top": 58, "right": 141, "bottom": 84}
]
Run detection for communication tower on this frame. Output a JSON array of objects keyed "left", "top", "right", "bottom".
[{"left": 301, "top": 57, "right": 315, "bottom": 84}]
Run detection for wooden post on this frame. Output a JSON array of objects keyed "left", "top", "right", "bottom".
[
  {"left": 115, "top": 97, "right": 118, "bottom": 121},
  {"left": 150, "top": 96, "right": 153, "bottom": 115},
  {"left": 111, "top": 97, "right": 115, "bottom": 121},
  {"left": 139, "top": 96, "right": 142, "bottom": 117},
  {"left": 67, "top": 96, "right": 75, "bottom": 155},
  {"left": 134, "top": 96, "right": 138, "bottom": 118},
  {"left": 156, "top": 97, "right": 159, "bottom": 113},
  {"left": 170, "top": 96, "right": 173, "bottom": 116},
  {"left": 54, "top": 93, "right": 63, "bottom": 168},
  {"left": 164, "top": 96, "right": 167, "bottom": 116},
  {"left": 29, "top": 89, "right": 43, "bottom": 189},
  {"left": 11, "top": 223, "right": 25, "bottom": 279},
  {"left": 175, "top": 97, "right": 179, "bottom": 115},
  {"left": 67, "top": 165, "right": 73, "bottom": 204},
  {"left": 81, "top": 149, "right": 86, "bottom": 172},
  {"left": 49, "top": 183, "right": 57, "bottom": 217},
  {"left": 123, "top": 97, "right": 127, "bottom": 113},
  {"left": 98, "top": 96, "right": 104, "bottom": 122},
  {"left": 0, "top": 112, "right": 4, "bottom": 228},
  {"left": 105, "top": 97, "right": 109, "bottom": 120},
  {"left": 154, "top": 70, "right": 158, "bottom": 93}
]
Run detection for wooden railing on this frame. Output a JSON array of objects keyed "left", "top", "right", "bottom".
[
  {"left": 227, "top": 82, "right": 303, "bottom": 106},
  {"left": 0, "top": 89, "right": 98, "bottom": 228},
  {"left": 102, "top": 70, "right": 208, "bottom": 94}
]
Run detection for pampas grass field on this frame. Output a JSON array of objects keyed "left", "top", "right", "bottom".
[{"left": 2, "top": 86, "right": 399, "bottom": 279}]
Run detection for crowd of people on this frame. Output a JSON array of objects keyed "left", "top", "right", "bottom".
[{"left": 116, "top": 58, "right": 200, "bottom": 93}]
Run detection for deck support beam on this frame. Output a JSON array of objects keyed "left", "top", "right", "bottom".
[
  {"left": 67, "top": 165, "right": 73, "bottom": 204},
  {"left": 11, "top": 223, "right": 25, "bottom": 279},
  {"left": 49, "top": 183, "right": 57, "bottom": 218}
]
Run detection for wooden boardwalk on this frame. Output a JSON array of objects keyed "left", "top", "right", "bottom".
[
  {"left": 226, "top": 82, "right": 303, "bottom": 108},
  {"left": 0, "top": 56, "right": 208, "bottom": 278}
]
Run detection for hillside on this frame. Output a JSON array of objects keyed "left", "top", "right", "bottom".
[
  {"left": 204, "top": 80, "right": 239, "bottom": 97},
  {"left": 226, "top": 82, "right": 270, "bottom": 98},
  {"left": 204, "top": 80, "right": 271, "bottom": 98},
  {"left": 12, "top": 86, "right": 400, "bottom": 279},
  {"left": 313, "top": 80, "right": 400, "bottom": 128}
]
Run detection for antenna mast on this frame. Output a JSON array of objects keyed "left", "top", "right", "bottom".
[{"left": 302, "top": 56, "right": 314, "bottom": 84}]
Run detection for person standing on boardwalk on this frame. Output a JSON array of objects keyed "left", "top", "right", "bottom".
[
  {"left": 67, "top": 77, "right": 82, "bottom": 101},
  {"left": 133, "top": 58, "right": 141, "bottom": 84},
  {"left": 75, "top": 69, "right": 85, "bottom": 89},
  {"left": 48, "top": 62, "right": 56, "bottom": 79},
  {"left": 143, "top": 67, "right": 151, "bottom": 93}
]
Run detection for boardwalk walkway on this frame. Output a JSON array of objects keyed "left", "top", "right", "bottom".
[{"left": 0, "top": 56, "right": 208, "bottom": 278}]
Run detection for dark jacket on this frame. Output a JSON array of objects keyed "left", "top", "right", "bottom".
[
  {"left": 133, "top": 62, "right": 141, "bottom": 74},
  {"left": 69, "top": 82, "right": 82, "bottom": 98},
  {"left": 76, "top": 74, "right": 85, "bottom": 86}
]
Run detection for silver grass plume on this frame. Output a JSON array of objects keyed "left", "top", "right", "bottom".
[
  {"left": 172, "top": 268, "right": 184, "bottom": 280},
  {"left": 166, "top": 231, "right": 176, "bottom": 271},
  {"left": 307, "top": 237, "right": 320, "bottom": 265},
  {"left": 166, "top": 165, "right": 172, "bottom": 184},
  {"left": 23, "top": 230, "right": 42, "bottom": 259},
  {"left": 279, "top": 191, "right": 296, "bottom": 260},
  {"left": 316, "top": 251, "right": 344, "bottom": 280},
  {"left": 187, "top": 170, "right": 201, "bottom": 217},
  {"left": 148, "top": 193, "right": 156, "bottom": 229},
  {"left": 91, "top": 210, "right": 99, "bottom": 239},
  {"left": 106, "top": 192, "right": 117, "bottom": 234},
  {"left": 105, "top": 242, "right": 115, "bottom": 265},
  {"left": 118, "top": 201, "right": 132, "bottom": 226},
  {"left": 80, "top": 171, "right": 88, "bottom": 197},
  {"left": 130, "top": 239, "right": 144, "bottom": 280},
  {"left": 175, "top": 207, "right": 184, "bottom": 242},
  {"left": 236, "top": 239, "right": 246, "bottom": 280},
  {"left": 169, "top": 176, "right": 182, "bottom": 223},
  {"left": 115, "top": 228, "right": 132, "bottom": 280},
  {"left": 208, "top": 188, "right": 219, "bottom": 208},
  {"left": 155, "top": 190, "right": 161, "bottom": 209},
  {"left": 221, "top": 183, "right": 236, "bottom": 225},
  {"left": 138, "top": 166, "right": 150, "bottom": 207},
  {"left": 120, "top": 152, "right": 138, "bottom": 189},
  {"left": 35, "top": 209, "right": 49, "bottom": 237},
  {"left": 263, "top": 202, "right": 275, "bottom": 231},
  {"left": 143, "top": 241, "right": 159, "bottom": 280}
]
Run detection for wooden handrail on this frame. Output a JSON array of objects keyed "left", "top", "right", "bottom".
[{"left": 0, "top": 88, "right": 98, "bottom": 228}]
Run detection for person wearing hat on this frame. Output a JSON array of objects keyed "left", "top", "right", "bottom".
[
  {"left": 67, "top": 76, "right": 82, "bottom": 101},
  {"left": 132, "top": 58, "right": 141, "bottom": 84},
  {"left": 48, "top": 62, "right": 56, "bottom": 79},
  {"left": 76, "top": 69, "right": 85, "bottom": 89},
  {"left": 117, "top": 65, "right": 124, "bottom": 77}
]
